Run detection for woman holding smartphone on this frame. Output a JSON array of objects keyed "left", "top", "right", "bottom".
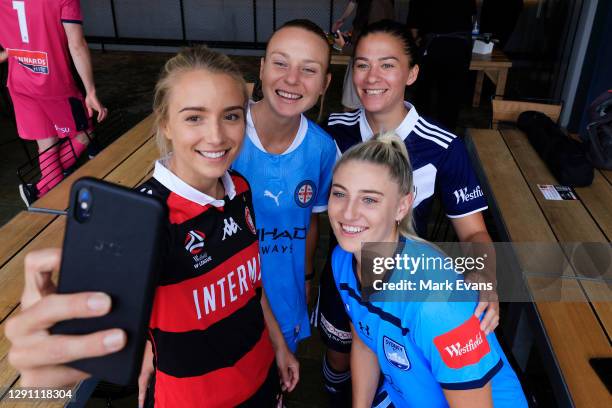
[
  {"left": 5, "top": 46, "right": 298, "bottom": 407},
  {"left": 327, "top": 133, "right": 527, "bottom": 407}
]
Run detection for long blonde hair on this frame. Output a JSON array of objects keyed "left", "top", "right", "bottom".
[
  {"left": 152, "top": 45, "right": 248, "bottom": 157},
  {"left": 334, "top": 132, "right": 418, "bottom": 238}
]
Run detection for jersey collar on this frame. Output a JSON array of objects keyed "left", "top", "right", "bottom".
[
  {"left": 152, "top": 158, "right": 236, "bottom": 207},
  {"left": 358, "top": 101, "right": 420, "bottom": 142},
  {"left": 246, "top": 100, "right": 308, "bottom": 155}
]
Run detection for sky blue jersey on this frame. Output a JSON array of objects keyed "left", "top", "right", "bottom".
[
  {"left": 233, "top": 102, "right": 337, "bottom": 349},
  {"left": 332, "top": 239, "right": 528, "bottom": 407}
]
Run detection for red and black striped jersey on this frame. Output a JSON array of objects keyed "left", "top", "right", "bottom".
[{"left": 138, "top": 161, "right": 276, "bottom": 407}]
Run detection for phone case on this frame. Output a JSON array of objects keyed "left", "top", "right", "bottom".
[{"left": 51, "top": 177, "right": 165, "bottom": 385}]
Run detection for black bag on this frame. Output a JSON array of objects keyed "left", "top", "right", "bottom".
[
  {"left": 517, "top": 111, "right": 594, "bottom": 187},
  {"left": 581, "top": 90, "right": 612, "bottom": 170}
]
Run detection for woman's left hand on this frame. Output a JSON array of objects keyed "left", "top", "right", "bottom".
[
  {"left": 474, "top": 292, "right": 499, "bottom": 335},
  {"left": 275, "top": 346, "right": 299, "bottom": 393}
]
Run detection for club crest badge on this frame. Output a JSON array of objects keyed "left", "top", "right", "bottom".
[
  {"left": 245, "top": 206, "right": 256, "bottom": 235},
  {"left": 294, "top": 180, "right": 316, "bottom": 208},
  {"left": 383, "top": 336, "right": 410, "bottom": 371}
]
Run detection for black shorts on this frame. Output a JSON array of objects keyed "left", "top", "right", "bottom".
[{"left": 314, "top": 235, "right": 353, "bottom": 354}]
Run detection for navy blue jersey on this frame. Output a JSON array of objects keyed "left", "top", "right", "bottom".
[
  {"left": 325, "top": 103, "right": 487, "bottom": 236},
  {"left": 332, "top": 240, "right": 527, "bottom": 407}
]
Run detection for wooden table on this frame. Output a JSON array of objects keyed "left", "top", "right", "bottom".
[
  {"left": 331, "top": 48, "right": 512, "bottom": 108},
  {"left": 0, "top": 114, "right": 156, "bottom": 407},
  {"left": 466, "top": 128, "right": 612, "bottom": 408}
]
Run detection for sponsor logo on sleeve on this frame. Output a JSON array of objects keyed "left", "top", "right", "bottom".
[
  {"left": 383, "top": 336, "right": 411, "bottom": 370},
  {"left": 294, "top": 180, "right": 316, "bottom": 208},
  {"left": 7, "top": 49, "right": 49, "bottom": 74},
  {"left": 453, "top": 186, "right": 484, "bottom": 204},
  {"left": 433, "top": 315, "right": 490, "bottom": 369}
]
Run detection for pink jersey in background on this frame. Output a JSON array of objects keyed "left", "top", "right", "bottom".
[{"left": 0, "top": 0, "right": 83, "bottom": 98}]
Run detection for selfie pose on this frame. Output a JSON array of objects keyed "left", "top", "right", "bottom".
[
  {"left": 232, "top": 19, "right": 337, "bottom": 352},
  {"left": 316, "top": 20, "right": 498, "bottom": 403},
  {"left": 327, "top": 133, "right": 527, "bottom": 407},
  {"left": 5, "top": 46, "right": 298, "bottom": 408}
]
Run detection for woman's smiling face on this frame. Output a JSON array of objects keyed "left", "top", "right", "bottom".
[
  {"left": 352, "top": 32, "right": 418, "bottom": 115},
  {"left": 259, "top": 26, "right": 331, "bottom": 118}
]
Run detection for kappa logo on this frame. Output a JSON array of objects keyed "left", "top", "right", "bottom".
[
  {"left": 383, "top": 336, "right": 410, "bottom": 371},
  {"left": 453, "top": 186, "right": 484, "bottom": 204},
  {"left": 245, "top": 206, "right": 256, "bottom": 235},
  {"left": 294, "top": 180, "right": 316, "bottom": 208},
  {"left": 222, "top": 217, "right": 242, "bottom": 240},
  {"left": 433, "top": 315, "right": 490, "bottom": 369},
  {"left": 185, "top": 230, "right": 205, "bottom": 254},
  {"left": 264, "top": 190, "right": 282, "bottom": 206}
]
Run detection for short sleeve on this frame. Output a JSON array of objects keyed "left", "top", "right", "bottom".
[
  {"left": 412, "top": 301, "right": 502, "bottom": 389},
  {"left": 438, "top": 137, "right": 488, "bottom": 218},
  {"left": 60, "top": 0, "right": 83, "bottom": 24},
  {"left": 313, "top": 135, "right": 338, "bottom": 213}
]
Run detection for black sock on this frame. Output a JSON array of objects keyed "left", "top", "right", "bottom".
[{"left": 322, "top": 353, "right": 351, "bottom": 407}]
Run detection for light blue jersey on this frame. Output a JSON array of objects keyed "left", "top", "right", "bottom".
[
  {"left": 332, "top": 239, "right": 528, "bottom": 407},
  {"left": 233, "top": 103, "right": 337, "bottom": 351}
]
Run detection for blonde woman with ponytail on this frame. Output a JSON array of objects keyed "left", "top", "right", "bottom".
[{"left": 327, "top": 133, "right": 527, "bottom": 408}]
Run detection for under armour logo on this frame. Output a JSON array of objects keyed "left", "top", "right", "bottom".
[
  {"left": 222, "top": 217, "right": 242, "bottom": 240},
  {"left": 264, "top": 190, "right": 283, "bottom": 207},
  {"left": 358, "top": 321, "right": 370, "bottom": 337}
]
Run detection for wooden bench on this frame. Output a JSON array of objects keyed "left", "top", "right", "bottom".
[
  {"left": 467, "top": 128, "right": 612, "bottom": 407},
  {"left": 0, "top": 114, "right": 157, "bottom": 407}
]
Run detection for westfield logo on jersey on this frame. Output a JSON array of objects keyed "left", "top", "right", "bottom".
[
  {"left": 453, "top": 186, "right": 483, "bottom": 204},
  {"left": 433, "top": 316, "right": 490, "bottom": 369},
  {"left": 222, "top": 217, "right": 242, "bottom": 240},
  {"left": 444, "top": 333, "right": 484, "bottom": 358}
]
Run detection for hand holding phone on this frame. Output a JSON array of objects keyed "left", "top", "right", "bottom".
[
  {"left": 50, "top": 177, "right": 165, "bottom": 385},
  {"left": 5, "top": 248, "right": 127, "bottom": 387}
]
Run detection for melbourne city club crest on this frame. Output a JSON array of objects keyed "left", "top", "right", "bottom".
[{"left": 294, "top": 180, "right": 316, "bottom": 208}]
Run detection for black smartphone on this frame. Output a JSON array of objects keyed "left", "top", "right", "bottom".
[
  {"left": 51, "top": 177, "right": 165, "bottom": 385},
  {"left": 589, "top": 357, "right": 612, "bottom": 394}
]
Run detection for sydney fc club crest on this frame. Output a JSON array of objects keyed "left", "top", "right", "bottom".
[
  {"left": 383, "top": 336, "right": 410, "bottom": 371},
  {"left": 294, "top": 180, "right": 316, "bottom": 208},
  {"left": 245, "top": 206, "right": 256, "bottom": 235}
]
